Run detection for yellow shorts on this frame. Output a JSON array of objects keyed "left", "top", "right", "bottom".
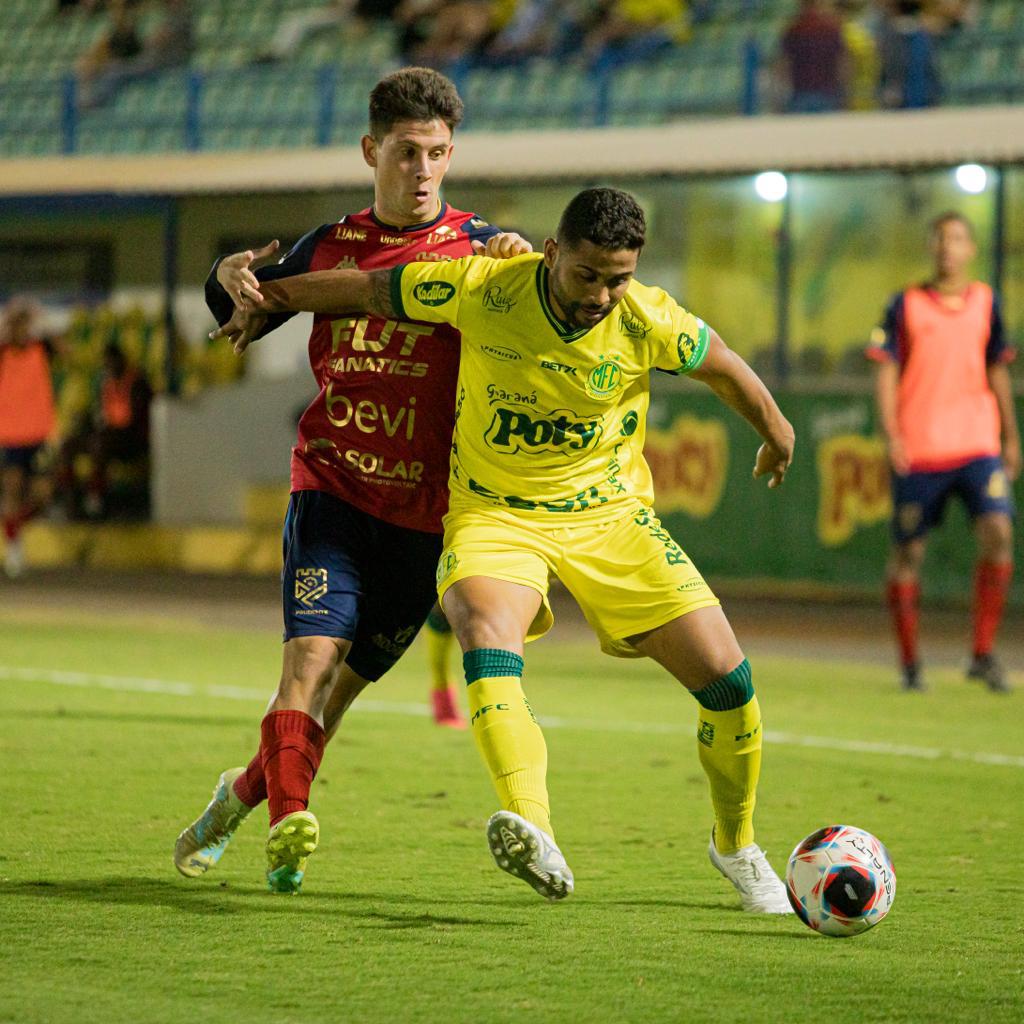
[{"left": 436, "top": 504, "right": 719, "bottom": 658}]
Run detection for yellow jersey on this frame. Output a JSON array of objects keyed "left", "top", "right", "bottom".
[{"left": 391, "top": 253, "right": 710, "bottom": 523}]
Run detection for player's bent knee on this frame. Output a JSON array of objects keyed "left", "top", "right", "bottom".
[{"left": 280, "top": 635, "right": 349, "bottom": 696}]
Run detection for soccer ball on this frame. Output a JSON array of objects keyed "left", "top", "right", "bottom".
[{"left": 785, "top": 825, "right": 896, "bottom": 937}]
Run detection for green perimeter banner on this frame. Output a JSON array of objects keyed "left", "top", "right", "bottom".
[{"left": 645, "top": 388, "right": 1023, "bottom": 608}]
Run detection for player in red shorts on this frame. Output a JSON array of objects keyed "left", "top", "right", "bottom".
[
  {"left": 867, "top": 212, "right": 1020, "bottom": 692},
  {"left": 173, "top": 67, "right": 530, "bottom": 891}
]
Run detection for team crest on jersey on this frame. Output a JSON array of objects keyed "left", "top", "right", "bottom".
[
  {"left": 295, "top": 568, "right": 328, "bottom": 607},
  {"left": 619, "top": 310, "right": 651, "bottom": 339},
  {"left": 414, "top": 281, "right": 456, "bottom": 305},
  {"left": 676, "top": 319, "right": 708, "bottom": 372},
  {"left": 585, "top": 358, "right": 623, "bottom": 399},
  {"left": 483, "top": 285, "right": 516, "bottom": 313}
]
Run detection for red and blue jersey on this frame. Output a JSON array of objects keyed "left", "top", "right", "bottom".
[
  {"left": 206, "top": 203, "right": 500, "bottom": 532},
  {"left": 866, "top": 282, "right": 1015, "bottom": 472}
]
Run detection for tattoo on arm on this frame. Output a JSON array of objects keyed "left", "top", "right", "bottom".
[{"left": 368, "top": 270, "right": 397, "bottom": 318}]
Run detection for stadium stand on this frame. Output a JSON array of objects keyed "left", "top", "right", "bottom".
[{"left": 3, "top": 0, "right": 1024, "bottom": 156}]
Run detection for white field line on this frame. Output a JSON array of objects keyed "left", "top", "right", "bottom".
[{"left": 2, "top": 664, "right": 1023, "bottom": 770}]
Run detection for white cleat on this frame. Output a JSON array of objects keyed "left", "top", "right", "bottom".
[
  {"left": 708, "top": 831, "right": 792, "bottom": 914},
  {"left": 174, "top": 767, "right": 252, "bottom": 878},
  {"left": 486, "top": 810, "right": 574, "bottom": 901}
]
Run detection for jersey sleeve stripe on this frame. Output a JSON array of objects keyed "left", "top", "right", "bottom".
[{"left": 390, "top": 265, "right": 409, "bottom": 320}]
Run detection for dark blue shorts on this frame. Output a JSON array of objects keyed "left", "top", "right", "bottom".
[
  {"left": 892, "top": 455, "right": 1015, "bottom": 544},
  {"left": 1, "top": 444, "right": 44, "bottom": 473},
  {"left": 281, "top": 490, "right": 443, "bottom": 682}
]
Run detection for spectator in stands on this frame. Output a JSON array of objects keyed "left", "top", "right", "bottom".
[
  {"left": 583, "top": 0, "right": 689, "bottom": 73},
  {"left": 80, "top": 342, "right": 152, "bottom": 519},
  {"left": 877, "top": 0, "right": 942, "bottom": 108},
  {"left": 255, "top": 0, "right": 401, "bottom": 64},
  {"left": 75, "top": 0, "right": 142, "bottom": 101},
  {"left": 481, "top": 0, "right": 566, "bottom": 64},
  {"left": 78, "top": 0, "right": 194, "bottom": 110},
  {"left": 837, "top": 0, "right": 880, "bottom": 109},
  {"left": 776, "top": 0, "right": 850, "bottom": 113},
  {"left": 0, "top": 298, "right": 58, "bottom": 579},
  {"left": 396, "top": 0, "right": 511, "bottom": 69}
]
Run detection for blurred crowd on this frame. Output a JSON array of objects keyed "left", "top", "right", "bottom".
[
  {"left": 775, "top": 0, "right": 978, "bottom": 113},
  {"left": 57, "top": 0, "right": 979, "bottom": 113}
]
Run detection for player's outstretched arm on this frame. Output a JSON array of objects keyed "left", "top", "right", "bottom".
[
  {"left": 209, "top": 269, "right": 395, "bottom": 354},
  {"left": 689, "top": 329, "right": 795, "bottom": 488}
]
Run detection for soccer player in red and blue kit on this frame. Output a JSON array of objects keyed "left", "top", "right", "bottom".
[
  {"left": 868, "top": 212, "right": 1020, "bottom": 693},
  {"left": 173, "top": 67, "right": 531, "bottom": 892}
]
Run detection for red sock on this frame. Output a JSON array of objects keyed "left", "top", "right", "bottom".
[
  {"left": 973, "top": 561, "right": 1013, "bottom": 656},
  {"left": 261, "top": 710, "right": 325, "bottom": 827},
  {"left": 3, "top": 516, "right": 19, "bottom": 542},
  {"left": 887, "top": 579, "right": 920, "bottom": 667},
  {"left": 232, "top": 750, "right": 267, "bottom": 808}
]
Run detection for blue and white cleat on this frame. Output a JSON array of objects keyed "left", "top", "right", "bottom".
[
  {"left": 708, "top": 830, "right": 792, "bottom": 914},
  {"left": 486, "top": 810, "right": 574, "bottom": 901},
  {"left": 266, "top": 810, "right": 320, "bottom": 894},
  {"left": 174, "top": 767, "right": 252, "bottom": 878}
]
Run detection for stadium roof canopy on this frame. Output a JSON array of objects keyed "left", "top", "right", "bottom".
[{"left": 2, "top": 105, "right": 1024, "bottom": 197}]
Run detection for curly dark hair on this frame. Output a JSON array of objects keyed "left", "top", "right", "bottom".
[
  {"left": 368, "top": 67, "right": 464, "bottom": 139},
  {"left": 556, "top": 188, "right": 647, "bottom": 252}
]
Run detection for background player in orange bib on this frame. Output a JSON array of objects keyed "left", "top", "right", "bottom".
[
  {"left": 867, "top": 211, "right": 1020, "bottom": 693},
  {"left": 0, "top": 297, "right": 58, "bottom": 580}
]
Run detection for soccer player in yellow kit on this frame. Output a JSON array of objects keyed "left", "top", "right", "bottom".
[{"left": 215, "top": 188, "right": 795, "bottom": 912}]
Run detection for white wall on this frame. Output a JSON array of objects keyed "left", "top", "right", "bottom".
[{"left": 151, "top": 372, "right": 316, "bottom": 524}]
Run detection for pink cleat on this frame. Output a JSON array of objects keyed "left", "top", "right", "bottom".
[{"left": 431, "top": 684, "right": 467, "bottom": 729}]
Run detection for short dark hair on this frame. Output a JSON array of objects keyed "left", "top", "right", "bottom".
[
  {"left": 556, "top": 188, "right": 647, "bottom": 252},
  {"left": 368, "top": 67, "right": 464, "bottom": 140},
  {"left": 931, "top": 210, "right": 974, "bottom": 238}
]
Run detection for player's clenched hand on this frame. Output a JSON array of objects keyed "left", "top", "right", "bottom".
[
  {"left": 471, "top": 232, "right": 533, "bottom": 259},
  {"left": 209, "top": 305, "right": 267, "bottom": 356},
  {"left": 216, "top": 239, "right": 280, "bottom": 310},
  {"left": 753, "top": 434, "right": 794, "bottom": 489}
]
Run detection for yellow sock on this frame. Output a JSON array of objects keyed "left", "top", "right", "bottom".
[
  {"left": 425, "top": 605, "right": 456, "bottom": 691},
  {"left": 464, "top": 648, "right": 552, "bottom": 838},
  {"left": 693, "top": 660, "right": 762, "bottom": 854}
]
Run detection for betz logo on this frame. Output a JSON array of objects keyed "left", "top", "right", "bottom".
[
  {"left": 481, "top": 344, "right": 521, "bottom": 362},
  {"left": 541, "top": 359, "right": 577, "bottom": 376},
  {"left": 413, "top": 281, "right": 456, "bottom": 306},
  {"left": 485, "top": 407, "right": 602, "bottom": 455},
  {"left": 483, "top": 285, "right": 516, "bottom": 313},
  {"left": 295, "top": 568, "right": 328, "bottom": 607}
]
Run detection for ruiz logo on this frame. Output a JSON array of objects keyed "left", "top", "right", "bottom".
[
  {"left": 483, "top": 285, "right": 516, "bottom": 313},
  {"left": 295, "top": 568, "right": 328, "bottom": 607},
  {"left": 619, "top": 310, "right": 651, "bottom": 339},
  {"left": 485, "top": 407, "right": 602, "bottom": 455},
  {"left": 586, "top": 359, "right": 622, "bottom": 399}
]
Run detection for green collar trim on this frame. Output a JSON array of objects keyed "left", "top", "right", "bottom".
[{"left": 535, "top": 262, "right": 591, "bottom": 343}]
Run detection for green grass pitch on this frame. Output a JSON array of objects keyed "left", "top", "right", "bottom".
[{"left": 1, "top": 611, "right": 1021, "bottom": 1024}]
